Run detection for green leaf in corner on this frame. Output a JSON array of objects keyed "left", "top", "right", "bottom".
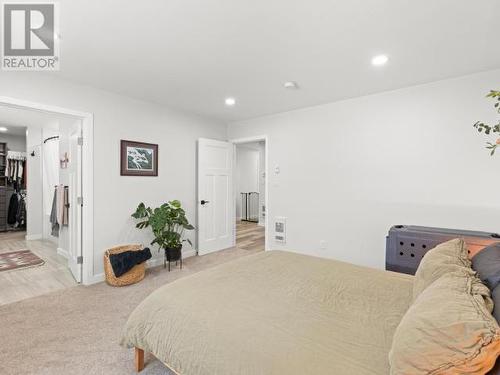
[{"left": 131, "top": 200, "right": 195, "bottom": 250}]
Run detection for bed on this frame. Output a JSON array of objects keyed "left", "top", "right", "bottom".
[
  {"left": 121, "top": 234, "right": 500, "bottom": 375},
  {"left": 121, "top": 250, "right": 414, "bottom": 374}
]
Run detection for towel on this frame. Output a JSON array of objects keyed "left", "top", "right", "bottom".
[{"left": 50, "top": 189, "right": 59, "bottom": 236}]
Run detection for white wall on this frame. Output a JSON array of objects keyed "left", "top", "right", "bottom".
[
  {"left": 57, "top": 119, "right": 79, "bottom": 257},
  {"left": 41, "top": 127, "right": 60, "bottom": 243},
  {"left": 26, "top": 127, "right": 43, "bottom": 240},
  {"left": 0, "top": 72, "right": 226, "bottom": 281},
  {"left": 0, "top": 133, "right": 26, "bottom": 152},
  {"left": 257, "top": 142, "right": 266, "bottom": 226},
  {"left": 228, "top": 69, "right": 500, "bottom": 269}
]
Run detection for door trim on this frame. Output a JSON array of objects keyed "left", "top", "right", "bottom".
[
  {"left": 0, "top": 95, "right": 94, "bottom": 285},
  {"left": 230, "top": 135, "right": 269, "bottom": 251}
]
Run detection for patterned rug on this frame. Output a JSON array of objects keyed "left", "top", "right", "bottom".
[{"left": 0, "top": 250, "right": 45, "bottom": 272}]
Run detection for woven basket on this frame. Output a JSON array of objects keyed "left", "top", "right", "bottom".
[{"left": 104, "top": 244, "right": 146, "bottom": 287}]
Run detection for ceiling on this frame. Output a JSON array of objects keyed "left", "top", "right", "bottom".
[
  {"left": 24, "top": 0, "right": 500, "bottom": 121},
  {"left": 0, "top": 105, "right": 77, "bottom": 135}
]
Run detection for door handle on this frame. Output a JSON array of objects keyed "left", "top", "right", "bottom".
[{"left": 201, "top": 200, "right": 210, "bottom": 205}]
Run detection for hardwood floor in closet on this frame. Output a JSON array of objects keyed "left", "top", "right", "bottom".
[{"left": 0, "top": 231, "right": 76, "bottom": 305}]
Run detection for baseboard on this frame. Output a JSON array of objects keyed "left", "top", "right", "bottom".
[
  {"left": 47, "top": 235, "right": 58, "bottom": 245},
  {"left": 183, "top": 249, "right": 197, "bottom": 258},
  {"left": 147, "top": 256, "right": 164, "bottom": 268},
  {"left": 25, "top": 233, "right": 42, "bottom": 241},
  {"left": 57, "top": 247, "right": 69, "bottom": 259},
  {"left": 86, "top": 273, "right": 105, "bottom": 285},
  {"left": 146, "top": 249, "right": 197, "bottom": 267},
  {"left": 85, "top": 249, "right": 199, "bottom": 285}
]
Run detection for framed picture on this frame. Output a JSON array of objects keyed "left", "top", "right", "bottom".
[{"left": 120, "top": 140, "right": 158, "bottom": 176}]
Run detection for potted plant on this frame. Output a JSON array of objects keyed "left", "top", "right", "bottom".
[
  {"left": 473, "top": 90, "right": 500, "bottom": 155},
  {"left": 131, "top": 200, "right": 194, "bottom": 267}
]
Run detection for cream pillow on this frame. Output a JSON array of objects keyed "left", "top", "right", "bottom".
[
  {"left": 413, "top": 238, "right": 473, "bottom": 300},
  {"left": 389, "top": 270, "right": 500, "bottom": 374}
]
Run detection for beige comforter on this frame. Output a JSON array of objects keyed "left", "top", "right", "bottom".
[{"left": 121, "top": 250, "right": 413, "bottom": 375}]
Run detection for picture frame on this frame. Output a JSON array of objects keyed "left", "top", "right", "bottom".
[{"left": 120, "top": 140, "right": 158, "bottom": 176}]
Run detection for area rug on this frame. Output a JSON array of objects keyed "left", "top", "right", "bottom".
[{"left": 0, "top": 250, "right": 45, "bottom": 272}]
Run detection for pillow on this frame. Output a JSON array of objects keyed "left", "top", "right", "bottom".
[
  {"left": 493, "top": 286, "right": 500, "bottom": 327},
  {"left": 472, "top": 243, "right": 500, "bottom": 290},
  {"left": 472, "top": 243, "right": 500, "bottom": 325},
  {"left": 389, "top": 270, "right": 500, "bottom": 375},
  {"left": 413, "top": 238, "right": 473, "bottom": 300}
]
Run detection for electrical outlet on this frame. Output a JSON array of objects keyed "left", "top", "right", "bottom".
[{"left": 319, "top": 240, "right": 327, "bottom": 250}]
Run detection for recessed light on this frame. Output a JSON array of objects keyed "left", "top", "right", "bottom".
[
  {"left": 0, "top": 127, "right": 7, "bottom": 132},
  {"left": 371, "top": 54, "right": 389, "bottom": 66},
  {"left": 283, "top": 81, "right": 299, "bottom": 90},
  {"left": 225, "top": 97, "right": 236, "bottom": 107}
]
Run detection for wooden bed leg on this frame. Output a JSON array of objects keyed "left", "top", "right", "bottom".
[{"left": 135, "top": 347, "right": 145, "bottom": 372}]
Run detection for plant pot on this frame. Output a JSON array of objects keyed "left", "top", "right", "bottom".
[{"left": 164, "top": 246, "right": 182, "bottom": 262}]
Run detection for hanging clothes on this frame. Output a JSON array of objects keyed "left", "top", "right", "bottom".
[
  {"left": 7, "top": 193, "right": 18, "bottom": 225},
  {"left": 16, "top": 193, "right": 26, "bottom": 228},
  {"left": 55, "top": 185, "right": 69, "bottom": 227},
  {"left": 50, "top": 188, "right": 59, "bottom": 237},
  {"left": 6, "top": 152, "right": 27, "bottom": 186},
  {"left": 17, "top": 162, "right": 23, "bottom": 181}
]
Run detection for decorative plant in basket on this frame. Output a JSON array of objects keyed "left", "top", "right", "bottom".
[
  {"left": 132, "top": 200, "right": 194, "bottom": 267},
  {"left": 473, "top": 90, "right": 500, "bottom": 155}
]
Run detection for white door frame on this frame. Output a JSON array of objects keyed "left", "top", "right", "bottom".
[
  {"left": 230, "top": 135, "right": 269, "bottom": 251},
  {"left": 0, "top": 96, "right": 94, "bottom": 285}
]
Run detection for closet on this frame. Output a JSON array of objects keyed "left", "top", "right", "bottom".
[{"left": 0, "top": 143, "right": 27, "bottom": 232}]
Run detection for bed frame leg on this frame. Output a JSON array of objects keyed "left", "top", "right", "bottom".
[{"left": 135, "top": 347, "right": 144, "bottom": 372}]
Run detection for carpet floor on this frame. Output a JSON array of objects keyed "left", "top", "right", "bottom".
[{"left": 0, "top": 246, "right": 261, "bottom": 375}]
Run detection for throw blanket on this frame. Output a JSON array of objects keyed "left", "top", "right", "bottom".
[{"left": 109, "top": 248, "right": 152, "bottom": 277}]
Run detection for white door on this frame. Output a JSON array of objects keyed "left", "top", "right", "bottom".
[
  {"left": 197, "top": 138, "right": 234, "bottom": 255},
  {"left": 67, "top": 121, "right": 83, "bottom": 282}
]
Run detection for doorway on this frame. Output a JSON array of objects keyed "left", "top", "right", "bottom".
[
  {"left": 0, "top": 97, "right": 93, "bottom": 304},
  {"left": 196, "top": 136, "right": 268, "bottom": 256},
  {"left": 234, "top": 141, "right": 266, "bottom": 252}
]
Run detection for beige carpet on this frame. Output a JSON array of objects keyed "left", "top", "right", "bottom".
[{"left": 0, "top": 246, "right": 261, "bottom": 375}]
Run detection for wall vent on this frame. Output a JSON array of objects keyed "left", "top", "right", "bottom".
[{"left": 274, "top": 217, "right": 286, "bottom": 243}]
